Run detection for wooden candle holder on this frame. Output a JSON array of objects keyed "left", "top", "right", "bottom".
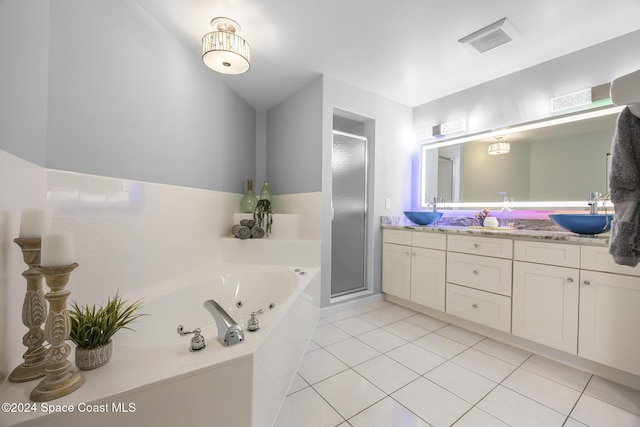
[
  {"left": 30, "top": 263, "right": 84, "bottom": 402},
  {"left": 8, "top": 238, "right": 48, "bottom": 383}
]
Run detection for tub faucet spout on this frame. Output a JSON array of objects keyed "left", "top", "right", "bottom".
[{"left": 203, "top": 299, "right": 244, "bottom": 346}]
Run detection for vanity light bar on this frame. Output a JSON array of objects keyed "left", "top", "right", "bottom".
[
  {"left": 436, "top": 201, "right": 614, "bottom": 209},
  {"left": 422, "top": 105, "right": 624, "bottom": 151},
  {"left": 551, "top": 88, "right": 592, "bottom": 113}
]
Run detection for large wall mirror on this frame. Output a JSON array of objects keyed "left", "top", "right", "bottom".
[{"left": 420, "top": 105, "right": 622, "bottom": 209}]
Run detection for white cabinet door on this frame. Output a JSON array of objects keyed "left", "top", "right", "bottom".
[
  {"left": 512, "top": 261, "right": 579, "bottom": 354},
  {"left": 411, "top": 247, "right": 446, "bottom": 311},
  {"left": 382, "top": 243, "right": 411, "bottom": 300},
  {"left": 579, "top": 270, "right": 640, "bottom": 376}
]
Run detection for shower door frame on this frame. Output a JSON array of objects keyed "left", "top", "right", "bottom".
[{"left": 330, "top": 130, "right": 369, "bottom": 298}]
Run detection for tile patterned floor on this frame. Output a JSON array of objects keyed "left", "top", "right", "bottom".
[{"left": 274, "top": 300, "right": 640, "bottom": 427}]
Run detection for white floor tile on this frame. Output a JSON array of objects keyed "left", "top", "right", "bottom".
[
  {"left": 425, "top": 361, "right": 497, "bottom": 404},
  {"left": 436, "top": 324, "right": 485, "bottom": 347},
  {"left": 386, "top": 342, "right": 447, "bottom": 375},
  {"left": 584, "top": 375, "right": 640, "bottom": 416},
  {"left": 274, "top": 387, "right": 344, "bottom": 427},
  {"left": 377, "top": 304, "right": 417, "bottom": 320},
  {"left": 313, "top": 369, "right": 386, "bottom": 419},
  {"left": 322, "top": 305, "right": 372, "bottom": 323},
  {"left": 297, "top": 348, "right": 348, "bottom": 384},
  {"left": 520, "top": 354, "right": 591, "bottom": 391},
  {"left": 287, "top": 373, "right": 309, "bottom": 395},
  {"left": 392, "top": 377, "right": 472, "bottom": 427},
  {"left": 353, "top": 354, "right": 420, "bottom": 394},
  {"left": 477, "top": 385, "right": 566, "bottom": 427},
  {"left": 413, "top": 332, "right": 468, "bottom": 359},
  {"left": 333, "top": 316, "right": 378, "bottom": 336},
  {"left": 570, "top": 394, "right": 640, "bottom": 427},
  {"left": 356, "top": 328, "right": 407, "bottom": 353},
  {"left": 451, "top": 348, "right": 516, "bottom": 382},
  {"left": 404, "top": 313, "right": 448, "bottom": 331},
  {"left": 348, "top": 397, "right": 430, "bottom": 427},
  {"left": 382, "top": 320, "right": 429, "bottom": 341},
  {"left": 472, "top": 338, "right": 532, "bottom": 365},
  {"left": 366, "top": 300, "right": 394, "bottom": 310},
  {"left": 564, "top": 419, "right": 589, "bottom": 427},
  {"left": 358, "top": 309, "right": 404, "bottom": 327},
  {"left": 306, "top": 340, "right": 320, "bottom": 353},
  {"left": 312, "top": 323, "right": 352, "bottom": 347},
  {"left": 325, "top": 337, "right": 381, "bottom": 367},
  {"left": 453, "top": 407, "right": 510, "bottom": 427},
  {"left": 502, "top": 367, "right": 581, "bottom": 415}
]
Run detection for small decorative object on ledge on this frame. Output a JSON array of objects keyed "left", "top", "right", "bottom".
[
  {"left": 259, "top": 181, "right": 272, "bottom": 202},
  {"left": 239, "top": 179, "right": 258, "bottom": 213},
  {"left": 254, "top": 199, "right": 273, "bottom": 237},
  {"left": 475, "top": 208, "right": 491, "bottom": 226},
  {"left": 31, "top": 262, "right": 84, "bottom": 402},
  {"left": 230, "top": 218, "right": 266, "bottom": 239},
  {"left": 9, "top": 237, "right": 48, "bottom": 383},
  {"left": 69, "top": 292, "right": 145, "bottom": 370}
]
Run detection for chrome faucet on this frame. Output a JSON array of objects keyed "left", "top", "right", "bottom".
[
  {"left": 588, "top": 192, "right": 600, "bottom": 214},
  {"left": 430, "top": 197, "right": 438, "bottom": 212},
  {"left": 203, "top": 299, "right": 244, "bottom": 346}
]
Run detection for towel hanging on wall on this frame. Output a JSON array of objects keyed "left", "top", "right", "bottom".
[{"left": 608, "top": 106, "right": 640, "bottom": 266}]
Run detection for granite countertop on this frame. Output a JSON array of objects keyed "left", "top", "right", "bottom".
[{"left": 381, "top": 220, "right": 610, "bottom": 246}]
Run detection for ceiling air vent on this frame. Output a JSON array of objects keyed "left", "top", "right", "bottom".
[{"left": 458, "top": 18, "right": 520, "bottom": 53}]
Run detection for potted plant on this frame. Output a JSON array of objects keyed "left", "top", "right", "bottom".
[
  {"left": 69, "top": 292, "right": 145, "bottom": 370},
  {"left": 475, "top": 208, "right": 491, "bottom": 226},
  {"left": 253, "top": 199, "right": 274, "bottom": 237}
]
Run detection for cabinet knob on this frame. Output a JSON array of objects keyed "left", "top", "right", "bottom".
[
  {"left": 473, "top": 243, "right": 479, "bottom": 248},
  {"left": 472, "top": 304, "right": 478, "bottom": 309},
  {"left": 472, "top": 270, "right": 479, "bottom": 275},
  {"left": 566, "top": 277, "right": 574, "bottom": 283},
  {"left": 412, "top": 252, "right": 416, "bottom": 257},
  {"left": 405, "top": 251, "right": 410, "bottom": 256},
  {"left": 583, "top": 280, "right": 591, "bottom": 286}
]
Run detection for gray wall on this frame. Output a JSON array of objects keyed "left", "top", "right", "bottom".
[
  {"left": 266, "top": 77, "right": 323, "bottom": 194},
  {"left": 413, "top": 30, "right": 640, "bottom": 137},
  {"left": 2, "top": 0, "right": 256, "bottom": 193},
  {"left": 0, "top": 0, "right": 50, "bottom": 165}
]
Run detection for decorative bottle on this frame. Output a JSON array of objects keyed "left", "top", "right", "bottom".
[
  {"left": 259, "top": 181, "right": 272, "bottom": 202},
  {"left": 239, "top": 179, "right": 258, "bottom": 213}
]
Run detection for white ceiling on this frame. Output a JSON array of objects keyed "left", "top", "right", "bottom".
[{"left": 133, "top": 0, "right": 640, "bottom": 112}]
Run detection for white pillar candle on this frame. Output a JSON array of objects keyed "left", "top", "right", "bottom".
[
  {"left": 19, "top": 208, "right": 49, "bottom": 238},
  {"left": 40, "top": 233, "right": 75, "bottom": 267}
]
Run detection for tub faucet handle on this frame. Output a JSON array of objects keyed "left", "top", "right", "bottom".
[
  {"left": 177, "top": 325, "right": 206, "bottom": 352},
  {"left": 248, "top": 309, "right": 264, "bottom": 332}
]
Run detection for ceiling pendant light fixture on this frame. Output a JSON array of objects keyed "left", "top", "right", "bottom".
[
  {"left": 202, "top": 17, "right": 250, "bottom": 74},
  {"left": 488, "top": 136, "right": 510, "bottom": 155}
]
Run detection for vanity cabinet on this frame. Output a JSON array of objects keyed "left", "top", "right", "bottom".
[
  {"left": 579, "top": 246, "right": 640, "bottom": 376},
  {"left": 512, "top": 241, "right": 580, "bottom": 354},
  {"left": 445, "top": 235, "right": 512, "bottom": 332},
  {"left": 382, "top": 229, "right": 446, "bottom": 310}
]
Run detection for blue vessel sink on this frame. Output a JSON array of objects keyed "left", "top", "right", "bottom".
[
  {"left": 549, "top": 214, "right": 613, "bottom": 235},
  {"left": 403, "top": 211, "right": 443, "bottom": 226}
]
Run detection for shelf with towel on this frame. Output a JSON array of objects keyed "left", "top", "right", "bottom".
[{"left": 611, "top": 69, "right": 640, "bottom": 118}]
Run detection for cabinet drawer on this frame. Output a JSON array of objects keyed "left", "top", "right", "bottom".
[
  {"left": 448, "top": 234, "right": 513, "bottom": 259},
  {"left": 383, "top": 229, "right": 411, "bottom": 245},
  {"left": 412, "top": 231, "right": 447, "bottom": 250},
  {"left": 447, "top": 252, "right": 512, "bottom": 296},
  {"left": 581, "top": 245, "right": 640, "bottom": 277},
  {"left": 514, "top": 240, "right": 580, "bottom": 268},
  {"left": 446, "top": 284, "right": 511, "bottom": 332}
]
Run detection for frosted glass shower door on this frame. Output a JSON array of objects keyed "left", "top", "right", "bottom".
[{"left": 331, "top": 131, "right": 368, "bottom": 297}]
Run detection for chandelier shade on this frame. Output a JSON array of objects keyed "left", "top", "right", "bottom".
[
  {"left": 487, "top": 142, "right": 510, "bottom": 155},
  {"left": 202, "top": 18, "right": 250, "bottom": 75}
]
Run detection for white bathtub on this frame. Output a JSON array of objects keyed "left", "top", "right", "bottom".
[{"left": 0, "top": 264, "right": 321, "bottom": 427}]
